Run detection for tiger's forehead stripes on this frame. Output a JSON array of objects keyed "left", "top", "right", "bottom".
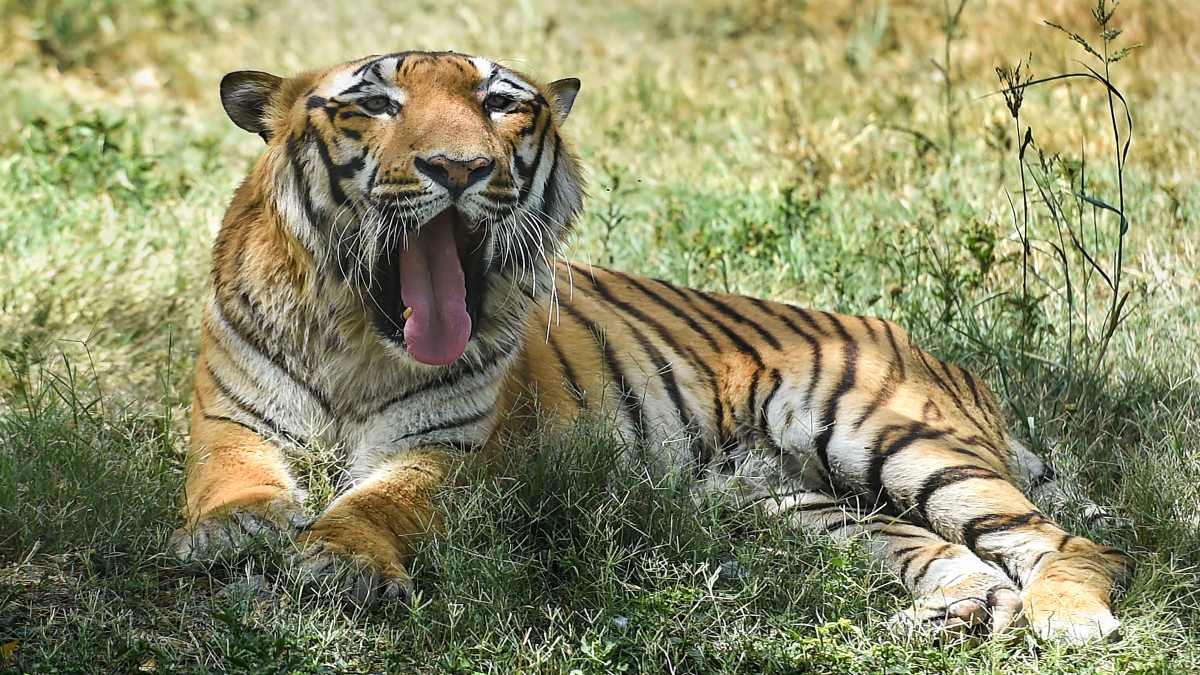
[
  {"left": 332, "top": 57, "right": 401, "bottom": 98},
  {"left": 318, "top": 52, "right": 543, "bottom": 109}
]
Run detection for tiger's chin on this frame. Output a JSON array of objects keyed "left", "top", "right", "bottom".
[{"left": 367, "top": 207, "right": 490, "bottom": 366}]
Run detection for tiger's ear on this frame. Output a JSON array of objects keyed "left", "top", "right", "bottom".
[
  {"left": 220, "top": 70, "right": 284, "bottom": 143},
  {"left": 547, "top": 78, "right": 580, "bottom": 122}
]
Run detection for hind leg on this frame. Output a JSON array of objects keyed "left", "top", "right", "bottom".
[
  {"left": 872, "top": 438, "right": 1133, "bottom": 643},
  {"left": 762, "top": 491, "right": 1025, "bottom": 641}
]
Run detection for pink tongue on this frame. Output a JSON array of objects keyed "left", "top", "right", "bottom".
[{"left": 400, "top": 213, "right": 472, "bottom": 365}]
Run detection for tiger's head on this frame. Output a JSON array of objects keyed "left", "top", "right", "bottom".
[{"left": 220, "top": 52, "right": 585, "bottom": 366}]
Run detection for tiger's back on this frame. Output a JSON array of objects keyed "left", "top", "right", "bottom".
[{"left": 513, "top": 261, "right": 1016, "bottom": 491}]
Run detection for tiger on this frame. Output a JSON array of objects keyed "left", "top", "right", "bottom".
[{"left": 171, "top": 51, "right": 1133, "bottom": 644}]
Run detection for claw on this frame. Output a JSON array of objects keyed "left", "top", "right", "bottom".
[{"left": 289, "top": 531, "right": 414, "bottom": 608}]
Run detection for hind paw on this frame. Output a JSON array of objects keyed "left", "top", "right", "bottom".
[
  {"left": 1020, "top": 548, "right": 1131, "bottom": 644},
  {"left": 1026, "top": 605, "right": 1122, "bottom": 644},
  {"left": 893, "top": 577, "right": 1026, "bottom": 644},
  {"left": 1022, "top": 580, "right": 1123, "bottom": 644}
]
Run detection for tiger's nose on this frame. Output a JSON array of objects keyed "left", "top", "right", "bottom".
[{"left": 414, "top": 154, "right": 495, "bottom": 197}]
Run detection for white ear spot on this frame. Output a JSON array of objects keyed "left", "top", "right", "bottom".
[{"left": 469, "top": 56, "right": 496, "bottom": 81}]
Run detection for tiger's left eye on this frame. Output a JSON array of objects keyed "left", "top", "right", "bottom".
[
  {"left": 484, "top": 94, "right": 515, "bottom": 112},
  {"left": 361, "top": 96, "right": 391, "bottom": 113}
]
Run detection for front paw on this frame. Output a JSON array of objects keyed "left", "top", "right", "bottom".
[
  {"left": 289, "top": 515, "right": 415, "bottom": 607},
  {"left": 171, "top": 498, "right": 307, "bottom": 563}
]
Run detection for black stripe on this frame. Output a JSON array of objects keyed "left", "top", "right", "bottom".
[
  {"left": 202, "top": 412, "right": 266, "bottom": 439},
  {"left": 757, "top": 369, "right": 783, "bottom": 435},
  {"left": 664, "top": 286, "right": 764, "bottom": 368},
  {"left": 913, "top": 465, "right": 1006, "bottom": 516},
  {"left": 915, "top": 349, "right": 989, "bottom": 432},
  {"left": 853, "top": 360, "right": 902, "bottom": 431},
  {"left": 812, "top": 316, "right": 858, "bottom": 473},
  {"left": 547, "top": 330, "right": 588, "bottom": 408},
  {"left": 352, "top": 55, "right": 389, "bottom": 76},
  {"left": 880, "top": 321, "right": 906, "bottom": 377},
  {"left": 852, "top": 320, "right": 910, "bottom": 430},
  {"left": 961, "top": 368, "right": 983, "bottom": 409},
  {"left": 962, "top": 510, "right": 1047, "bottom": 550},
  {"left": 1027, "top": 549, "right": 1054, "bottom": 577},
  {"left": 583, "top": 267, "right": 727, "bottom": 432},
  {"left": 538, "top": 138, "right": 562, "bottom": 216},
  {"left": 938, "top": 359, "right": 960, "bottom": 393},
  {"left": 364, "top": 343, "right": 509, "bottom": 419},
  {"left": 210, "top": 295, "right": 335, "bottom": 415},
  {"left": 858, "top": 315, "right": 878, "bottom": 339},
  {"left": 601, "top": 341, "right": 648, "bottom": 445},
  {"left": 391, "top": 404, "right": 495, "bottom": 444},
  {"left": 908, "top": 544, "right": 954, "bottom": 586},
  {"left": 305, "top": 128, "right": 367, "bottom": 206},
  {"left": 609, "top": 304, "right": 694, "bottom": 440},
  {"left": 955, "top": 433, "right": 1004, "bottom": 458},
  {"left": 823, "top": 518, "right": 857, "bottom": 535},
  {"left": 897, "top": 546, "right": 928, "bottom": 583},
  {"left": 319, "top": 101, "right": 339, "bottom": 125},
  {"left": 742, "top": 298, "right": 824, "bottom": 417},
  {"left": 204, "top": 362, "right": 309, "bottom": 449},
  {"left": 745, "top": 368, "right": 760, "bottom": 427},
  {"left": 789, "top": 498, "right": 842, "bottom": 514},
  {"left": 625, "top": 273, "right": 721, "bottom": 349},
  {"left": 498, "top": 76, "right": 538, "bottom": 96},
  {"left": 516, "top": 106, "right": 549, "bottom": 206},
  {"left": 864, "top": 422, "right": 949, "bottom": 501},
  {"left": 690, "top": 291, "right": 782, "bottom": 350},
  {"left": 336, "top": 80, "right": 371, "bottom": 97},
  {"left": 793, "top": 306, "right": 829, "bottom": 336},
  {"left": 286, "top": 136, "right": 325, "bottom": 231},
  {"left": 558, "top": 301, "right": 648, "bottom": 444}
]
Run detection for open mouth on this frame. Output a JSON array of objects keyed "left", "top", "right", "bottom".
[{"left": 369, "top": 208, "right": 488, "bottom": 366}]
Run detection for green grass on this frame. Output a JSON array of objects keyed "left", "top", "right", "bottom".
[{"left": 3, "top": 0, "right": 1200, "bottom": 671}]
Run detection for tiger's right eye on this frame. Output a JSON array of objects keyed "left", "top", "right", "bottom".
[{"left": 361, "top": 96, "right": 391, "bottom": 113}]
